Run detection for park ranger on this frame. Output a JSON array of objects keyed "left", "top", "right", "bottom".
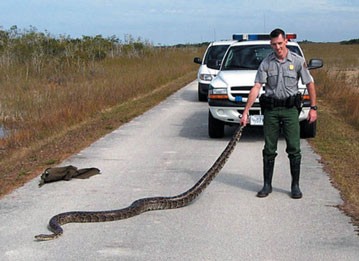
[{"left": 240, "top": 28, "right": 318, "bottom": 199}]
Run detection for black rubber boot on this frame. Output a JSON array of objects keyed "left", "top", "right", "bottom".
[
  {"left": 257, "top": 158, "right": 275, "bottom": 198},
  {"left": 290, "top": 158, "right": 302, "bottom": 199}
]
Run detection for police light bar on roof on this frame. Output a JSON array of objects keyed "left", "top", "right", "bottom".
[
  {"left": 232, "top": 33, "right": 297, "bottom": 41},
  {"left": 286, "top": 34, "right": 297, "bottom": 40},
  {"left": 232, "top": 34, "right": 270, "bottom": 41}
]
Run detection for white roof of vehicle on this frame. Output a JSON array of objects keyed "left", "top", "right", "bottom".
[{"left": 210, "top": 40, "right": 237, "bottom": 46}]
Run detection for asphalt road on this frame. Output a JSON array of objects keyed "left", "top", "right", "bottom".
[{"left": 1, "top": 81, "right": 358, "bottom": 261}]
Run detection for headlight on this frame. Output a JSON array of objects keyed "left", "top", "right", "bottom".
[
  {"left": 211, "top": 88, "right": 227, "bottom": 95},
  {"left": 199, "top": 74, "right": 213, "bottom": 81},
  {"left": 208, "top": 88, "right": 228, "bottom": 100}
]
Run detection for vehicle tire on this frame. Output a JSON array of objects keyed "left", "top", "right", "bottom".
[
  {"left": 300, "top": 120, "right": 316, "bottom": 138},
  {"left": 208, "top": 110, "right": 225, "bottom": 138},
  {"left": 198, "top": 87, "right": 207, "bottom": 102}
]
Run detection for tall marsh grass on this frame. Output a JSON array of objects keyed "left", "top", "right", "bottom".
[
  {"left": 301, "top": 43, "right": 359, "bottom": 129},
  {"left": 0, "top": 27, "right": 203, "bottom": 155},
  {"left": 302, "top": 43, "right": 359, "bottom": 226}
]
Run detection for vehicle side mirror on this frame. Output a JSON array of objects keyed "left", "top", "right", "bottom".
[
  {"left": 207, "top": 59, "right": 221, "bottom": 70},
  {"left": 307, "top": 59, "right": 323, "bottom": 70},
  {"left": 193, "top": 57, "right": 202, "bottom": 64}
]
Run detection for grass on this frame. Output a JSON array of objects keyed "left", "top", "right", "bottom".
[
  {"left": 301, "top": 43, "right": 359, "bottom": 231},
  {"left": 310, "top": 102, "right": 359, "bottom": 228},
  {"left": 0, "top": 45, "right": 204, "bottom": 196},
  {"left": 0, "top": 47, "right": 201, "bottom": 150}
]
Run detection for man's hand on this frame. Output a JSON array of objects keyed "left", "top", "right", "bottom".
[
  {"left": 307, "top": 109, "right": 317, "bottom": 124},
  {"left": 240, "top": 83, "right": 262, "bottom": 127},
  {"left": 240, "top": 113, "right": 248, "bottom": 126}
]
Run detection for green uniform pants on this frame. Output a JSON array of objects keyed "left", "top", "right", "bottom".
[{"left": 262, "top": 107, "right": 301, "bottom": 161}]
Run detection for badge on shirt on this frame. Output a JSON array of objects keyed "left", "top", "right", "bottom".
[{"left": 289, "top": 64, "right": 294, "bottom": 70}]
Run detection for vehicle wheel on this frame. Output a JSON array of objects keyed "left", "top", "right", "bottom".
[
  {"left": 198, "top": 87, "right": 207, "bottom": 102},
  {"left": 300, "top": 120, "right": 316, "bottom": 138},
  {"left": 208, "top": 111, "right": 225, "bottom": 138}
]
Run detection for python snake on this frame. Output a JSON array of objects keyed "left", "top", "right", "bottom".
[{"left": 35, "top": 126, "right": 244, "bottom": 241}]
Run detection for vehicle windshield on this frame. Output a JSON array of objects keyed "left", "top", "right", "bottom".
[
  {"left": 204, "top": 44, "right": 230, "bottom": 65},
  {"left": 222, "top": 44, "right": 302, "bottom": 70}
]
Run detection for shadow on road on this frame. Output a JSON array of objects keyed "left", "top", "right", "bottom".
[{"left": 180, "top": 87, "right": 199, "bottom": 102}]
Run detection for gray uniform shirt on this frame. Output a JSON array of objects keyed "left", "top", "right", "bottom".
[{"left": 255, "top": 50, "right": 313, "bottom": 99}]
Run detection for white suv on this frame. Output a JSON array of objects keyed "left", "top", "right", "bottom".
[
  {"left": 194, "top": 40, "right": 235, "bottom": 101},
  {"left": 208, "top": 33, "right": 323, "bottom": 138}
]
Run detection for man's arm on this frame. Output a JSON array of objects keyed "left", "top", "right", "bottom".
[
  {"left": 306, "top": 82, "right": 317, "bottom": 124},
  {"left": 240, "top": 83, "right": 262, "bottom": 126}
]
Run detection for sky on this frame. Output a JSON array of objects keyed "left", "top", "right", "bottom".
[{"left": 0, "top": 0, "right": 358, "bottom": 45}]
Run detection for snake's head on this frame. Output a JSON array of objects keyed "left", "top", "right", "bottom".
[{"left": 34, "top": 233, "right": 59, "bottom": 241}]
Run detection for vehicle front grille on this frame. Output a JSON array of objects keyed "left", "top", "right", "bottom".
[
  {"left": 230, "top": 86, "right": 265, "bottom": 98},
  {"left": 231, "top": 86, "right": 252, "bottom": 96},
  {"left": 230, "top": 85, "right": 264, "bottom": 106}
]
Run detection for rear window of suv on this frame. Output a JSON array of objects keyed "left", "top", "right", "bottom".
[{"left": 222, "top": 44, "right": 302, "bottom": 71}]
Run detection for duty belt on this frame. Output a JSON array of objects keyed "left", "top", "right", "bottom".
[
  {"left": 259, "top": 93, "right": 302, "bottom": 110},
  {"left": 272, "top": 98, "right": 287, "bottom": 107}
]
